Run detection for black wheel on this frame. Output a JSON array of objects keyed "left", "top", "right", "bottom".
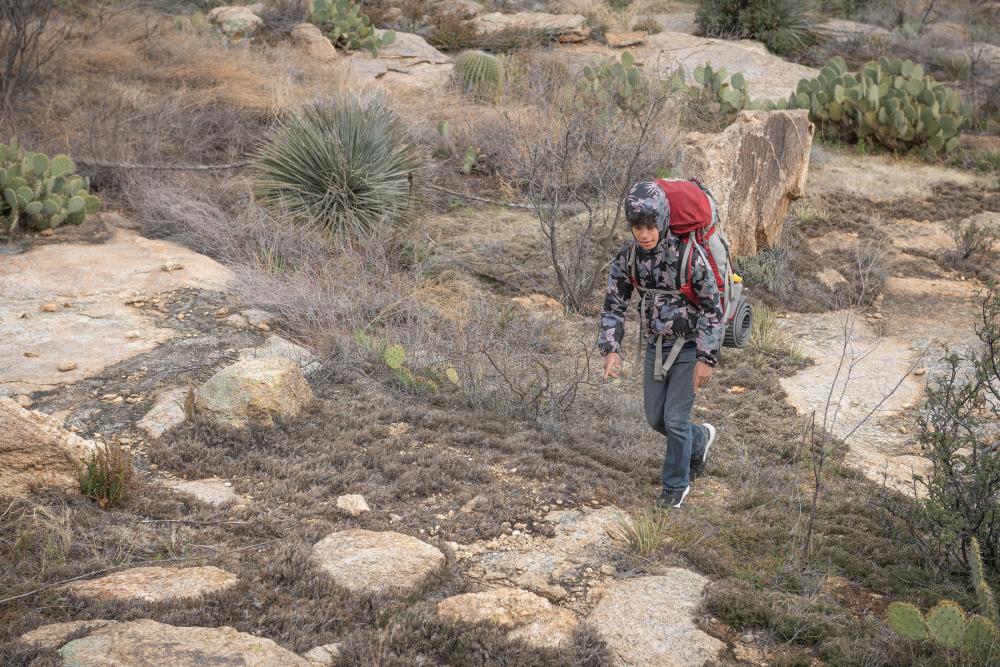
[{"left": 723, "top": 298, "right": 752, "bottom": 348}]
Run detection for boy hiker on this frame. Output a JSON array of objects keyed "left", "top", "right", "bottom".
[{"left": 599, "top": 181, "right": 724, "bottom": 509}]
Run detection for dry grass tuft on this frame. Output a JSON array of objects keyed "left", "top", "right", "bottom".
[
  {"left": 748, "top": 305, "right": 805, "bottom": 360},
  {"left": 607, "top": 508, "right": 671, "bottom": 557}
]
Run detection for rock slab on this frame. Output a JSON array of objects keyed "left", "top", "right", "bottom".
[
  {"left": 18, "top": 620, "right": 119, "bottom": 649},
  {"left": 438, "top": 587, "right": 577, "bottom": 649},
  {"left": 677, "top": 109, "right": 814, "bottom": 257},
  {"left": 167, "top": 478, "right": 241, "bottom": 507},
  {"left": 0, "top": 398, "right": 96, "bottom": 497},
  {"left": 138, "top": 387, "right": 188, "bottom": 438},
  {"left": 473, "top": 12, "right": 590, "bottom": 41},
  {"left": 196, "top": 357, "right": 314, "bottom": 428},
  {"left": 291, "top": 23, "right": 338, "bottom": 61},
  {"left": 586, "top": 571, "right": 725, "bottom": 667},
  {"left": 61, "top": 566, "right": 238, "bottom": 603},
  {"left": 58, "top": 619, "right": 309, "bottom": 666},
  {"left": 311, "top": 529, "right": 444, "bottom": 594}
]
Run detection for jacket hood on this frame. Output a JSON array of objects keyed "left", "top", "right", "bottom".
[{"left": 624, "top": 181, "right": 669, "bottom": 238}]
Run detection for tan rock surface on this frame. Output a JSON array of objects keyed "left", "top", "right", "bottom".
[
  {"left": 207, "top": 5, "right": 263, "bottom": 37},
  {"left": 18, "top": 620, "right": 119, "bottom": 649},
  {"left": 311, "top": 529, "right": 445, "bottom": 594},
  {"left": 438, "top": 587, "right": 577, "bottom": 648},
  {"left": 58, "top": 619, "right": 309, "bottom": 666},
  {"left": 473, "top": 12, "right": 590, "bottom": 41},
  {"left": 61, "top": 566, "right": 238, "bottom": 603},
  {"left": 344, "top": 31, "right": 454, "bottom": 93},
  {"left": 336, "top": 493, "right": 371, "bottom": 516},
  {"left": 605, "top": 31, "right": 646, "bottom": 48},
  {"left": 138, "top": 387, "right": 188, "bottom": 438},
  {"left": 196, "top": 357, "right": 314, "bottom": 428},
  {"left": 677, "top": 110, "right": 814, "bottom": 256},
  {"left": 0, "top": 227, "right": 231, "bottom": 395},
  {"left": 586, "top": 571, "right": 725, "bottom": 667},
  {"left": 291, "top": 23, "right": 338, "bottom": 61},
  {"left": 634, "top": 31, "right": 819, "bottom": 100},
  {"left": 166, "top": 478, "right": 242, "bottom": 507},
  {"left": 0, "top": 398, "right": 97, "bottom": 496}
]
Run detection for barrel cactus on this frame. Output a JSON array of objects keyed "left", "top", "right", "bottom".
[
  {"left": 0, "top": 139, "right": 101, "bottom": 235},
  {"left": 453, "top": 50, "right": 505, "bottom": 102}
]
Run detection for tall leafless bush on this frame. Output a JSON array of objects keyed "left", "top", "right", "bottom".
[
  {"left": 504, "top": 60, "right": 680, "bottom": 313},
  {"left": 0, "top": 0, "right": 70, "bottom": 108}
]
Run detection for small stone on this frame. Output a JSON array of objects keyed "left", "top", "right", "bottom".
[
  {"left": 23, "top": 351, "right": 38, "bottom": 357},
  {"left": 514, "top": 522, "right": 527, "bottom": 530},
  {"left": 58, "top": 361, "right": 78, "bottom": 372},
  {"left": 40, "top": 228, "right": 54, "bottom": 237},
  {"left": 148, "top": 464, "right": 158, "bottom": 471},
  {"left": 599, "top": 564, "right": 616, "bottom": 576},
  {"left": 161, "top": 261, "right": 184, "bottom": 272},
  {"left": 914, "top": 367, "right": 928, "bottom": 376},
  {"left": 15, "top": 394, "right": 32, "bottom": 408},
  {"left": 304, "top": 642, "right": 342, "bottom": 665},
  {"left": 215, "top": 307, "right": 229, "bottom": 317},
  {"left": 728, "top": 385, "right": 747, "bottom": 394},
  {"left": 41, "top": 302, "right": 58, "bottom": 312},
  {"left": 224, "top": 313, "right": 250, "bottom": 330},
  {"left": 176, "top": 313, "right": 186, "bottom": 321},
  {"left": 125, "top": 396, "right": 142, "bottom": 404},
  {"left": 336, "top": 494, "right": 371, "bottom": 516},
  {"left": 111, "top": 396, "right": 124, "bottom": 404},
  {"left": 389, "top": 513, "right": 403, "bottom": 523}
]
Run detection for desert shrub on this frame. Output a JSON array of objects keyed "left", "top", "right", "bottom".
[
  {"left": 452, "top": 50, "right": 505, "bottom": 102},
  {"left": 695, "top": 0, "right": 816, "bottom": 56},
  {"left": 77, "top": 442, "right": 135, "bottom": 508},
  {"left": 308, "top": 0, "right": 395, "bottom": 55},
  {"left": 735, "top": 247, "right": 793, "bottom": 299},
  {"left": 0, "top": 139, "right": 100, "bottom": 235},
  {"left": 845, "top": 235, "right": 889, "bottom": 307},
  {"left": 504, "top": 54, "right": 680, "bottom": 311},
  {"left": 423, "top": 12, "right": 479, "bottom": 51},
  {"left": 631, "top": 16, "right": 662, "bottom": 34},
  {"left": 948, "top": 216, "right": 1000, "bottom": 261},
  {"left": 901, "top": 287, "right": 1000, "bottom": 572},
  {"left": 254, "top": 91, "right": 425, "bottom": 238},
  {"left": 0, "top": 0, "right": 70, "bottom": 108},
  {"left": 608, "top": 508, "right": 670, "bottom": 556}
]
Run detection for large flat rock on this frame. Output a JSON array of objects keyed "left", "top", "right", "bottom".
[
  {"left": 634, "top": 31, "right": 819, "bottom": 100},
  {"left": 311, "top": 528, "right": 445, "bottom": 594},
  {"left": 18, "top": 620, "right": 120, "bottom": 650},
  {"left": 61, "top": 566, "right": 238, "bottom": 603},
  {"left": 0, "top": 227, "right": 232, "bottom": 396},
  {"left": 437, "top": 586, "right": 577, "bottom": 649},
  {"left": 58, "top": 619, "right": 309, "bottom": 666},
  {"left": 0, "top": 397, "right": 97, "bottom": 496},
  {"left": 585, "top": 571, "right": 725, "bottom": 667}
]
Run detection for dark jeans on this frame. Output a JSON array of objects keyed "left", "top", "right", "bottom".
[{"left": 643, "top": 340, "right": 707, "bottom": 491}]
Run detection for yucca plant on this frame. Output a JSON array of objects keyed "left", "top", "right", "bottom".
[
  {"left": 77, "top": 442, "right": 135, "bottom": 509},
  {"left": 254, "top": 91, "right": 424, "bottom": 237}
]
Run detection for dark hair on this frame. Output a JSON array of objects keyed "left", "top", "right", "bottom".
[{"left": 627, "top": 211, "right": 659, "bottom": 228}]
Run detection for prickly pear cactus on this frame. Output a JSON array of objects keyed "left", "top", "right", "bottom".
[
  {"left": 383, "top": 344, "right": 405, "bottom": 371},
  {"left": 309, "top": 0, "right": 395, "bottom": 56},
  {"left": 445, "top": 367, "right": 459, "bottom": 386},
  {"left": 927, "top": 600, "right": 968, "bottom": 649},
  {"left": 887, "top": 602, "right": 929, "bottom": 641},
  {"left": 963, "top": 614, "right": 998, "bottom": 663},
  {"left": 0, "top": 139, "right": 100, "bottom": 235},
  {"left": 453, "top": 51, "right": 505, "bottom": 103},
  {"left": 970, "top": 536, "right": 999, "bottom": 625},
  {"left": 693, "top": 63, "right": 750, "bottom": 114}
]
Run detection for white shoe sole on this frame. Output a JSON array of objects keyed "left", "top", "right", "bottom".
[
  {"left": 672, "top": 485, "right": 690, "bottom": 508},
  {"left": 702, "top": 423, "right": 716, "bottom": 463}
]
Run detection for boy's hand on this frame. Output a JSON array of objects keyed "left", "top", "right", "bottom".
[
  {"left": 693, "top": 361, "right": 714, "bottom": 392},
  {"left": 603, "top": 352, "right": 622, "bottom": 379}
]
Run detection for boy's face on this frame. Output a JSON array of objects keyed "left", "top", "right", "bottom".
[{"left": 631, "top": 223, "right": 659, "bottom": 250}]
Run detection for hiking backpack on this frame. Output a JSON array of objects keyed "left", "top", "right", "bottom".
[{"left": 627, "top": 178, "right": 752, "bottom": 355}]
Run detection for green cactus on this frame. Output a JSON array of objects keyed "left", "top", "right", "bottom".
[
  {"left": 309, "top": 0, "right": 394, "bottom": 56},
  {"left": 971, "top": 536, "right": 998, "bottom": 625},
  {"left": 383, "top": 344, "right": 405, "bottom": 370},
  {"left": 577, "top": 52, "right": 660, "bottom": 115},
  {"left": 453, "top": 51, "right": 505, "bottom": 103},
  {"left": 693, "top": 63, "right": 751, "bottom": 114},
  {"left": 964, "top": 615, "right": 998, "bottom": 662},
  {"left": 927, "top": 600, "right": 968, "bottom": 649},
  {"left": 0, "top": 140, "right": 100, "bottom": 235},
  {"left": 888, "top": 602, "right": 929, "bottom": 641}
]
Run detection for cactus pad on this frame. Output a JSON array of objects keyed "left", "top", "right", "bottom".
[
  {"left": 927, "top": 600, "right": 967, "bottom": 649},
  {"left": 383, "top": 345, "right": 405, "bottom": 370},
  {"left": 0, "top": 141, "right": 99, "bottom": 234},
  {"left": 963, "top": 614, "right": 998, "bottom": 662},
  {"left": 445, "top": 367, "right": 459, "bottom": 386},
  {"left": 887, "top": 602, "right": 929, "bottom": 641}
]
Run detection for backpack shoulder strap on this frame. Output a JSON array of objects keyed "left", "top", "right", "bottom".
[{"left": 627, "top": 243, "right": 640, "bottom": 290}]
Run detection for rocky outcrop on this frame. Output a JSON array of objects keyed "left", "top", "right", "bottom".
[
  {"left": 433, "top": 0, "right": 482, "bottom": 19},
  {"left": 238, "top": 335, "right": 322, "bottom": 376},
  {"left": 195, "top": 357, "right": 314, "bottom": 428},
  {"left": 58, "top": 620, "right": 309, "bottom": 666},
  {"left": 472, "top": 12, "right": 590, "bottom": 42},
  {"left": 291, "top": 23, "right": 338, "bottom": 61},
  {"left": 138, "top": 387, "right": 188, "bottom": 438},
  {"left": 0, "top": 398, "right": 97, "bottom": 497},
  {"left": 61, "top": 566, "right": 238, "bottom": 603},
  {"left": 166, "top": 478, "right": 242, "bottom": 507},
  {"left": 635, "top": 32, "right": 818, "bottom": 100},
  {"left": 585, "top": 571, "right": 725, "bottom": 667},
  {"left": 207, "top": 4, "right": 264, "bottom": 38},
  {"left": 605, "top": 31, "right": 646, "bottom": 48},
  {"left": 336, "top": 494, "right": 371, "bottom": 516},
  {"left": 311, "top": 529, "right": 445, "bottom": 594},
  {"left": 345, "top": 31, "right": 454, "bottom": 93},
  {"left": 0, "top": 227, "right": 232, "bottom": 396},
  {"left": 18, "top": 620, "right": 120, "bottom": 649},
  {"left": 437, "top": 587, "right": 578, "bottom": 649},
  {"left": 677, "top": 109, "right": 814, "bottom": 256}
]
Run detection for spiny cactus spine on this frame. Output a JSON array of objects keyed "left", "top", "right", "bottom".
[{"left": 454, "top": 50, "right": 505, "bottom": 102}]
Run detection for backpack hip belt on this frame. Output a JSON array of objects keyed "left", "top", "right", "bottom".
[{"left": 638, "top": 288, "right": 688, "bottom": 383}]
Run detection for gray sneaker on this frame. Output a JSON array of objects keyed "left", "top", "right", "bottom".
[
  {"left": 656, "top": 486, "right": 690, "bottom": 509},
  {"left": 690, "top": 423, "right": 716, "bottom": 481}
]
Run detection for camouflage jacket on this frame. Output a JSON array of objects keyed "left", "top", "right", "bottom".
[{"left": 597, "top": 232, "right": 724, "bottom": 366}]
